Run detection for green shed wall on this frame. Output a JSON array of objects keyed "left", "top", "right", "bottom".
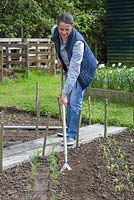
[{"left": 106, "top": 0, "right": 134, "bottom": 64}]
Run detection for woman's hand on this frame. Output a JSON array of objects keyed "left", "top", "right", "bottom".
[{"left": 59, "top": 92, "right": 68, "bottom": 106}]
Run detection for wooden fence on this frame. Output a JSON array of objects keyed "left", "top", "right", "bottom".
[{"left": 0, "top": 38, "right": 57, "bottom": 76}]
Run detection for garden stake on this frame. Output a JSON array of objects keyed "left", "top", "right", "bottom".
[
  {"left": 42, "top": 112, "right": 50, "bottom": 157},
  {"left": 133, "top": 105, "right": 134, "bottom": 128},
  {"left": 35, "top": 101, "right": 40, "bottom": 138},
  {"left": 88, "top": 96, "right": 91, "bottom": 125},
  {"left": 36, "top": 81, "right": 39, "bottom": 111},
  {"left": 104, "top": 98, "right": 108, "bottom": 138},
  {"left": 0, "top": 47, "right": 3, "bottom": 82},
  {"left": 61, "top": 104, "right": 71, "bottom": 172},
  {"left": 35, "top": 81, "right": 40, "bottom": 138},
  {"left": 0, "top": 122, "right": 4, "bottom": 172},
  {"left": 76, "top": 110, "right": 81, "bottom": 147}
]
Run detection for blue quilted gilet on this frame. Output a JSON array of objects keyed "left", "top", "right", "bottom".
[{"left": 51, "top": 27, "right": 97, "bottom": 89}]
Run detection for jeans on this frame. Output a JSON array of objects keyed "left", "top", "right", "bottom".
[{"left": 66, "top": 81, "right": 85, "bottom": 140}]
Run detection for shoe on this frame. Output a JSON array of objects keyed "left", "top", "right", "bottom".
[
  {"left": 62, "top": 138, "right": 76, "bottom": 146},
  {"left": 67, "top": 138, "right": 76, "bottom": 146},
  {"left": 57, "top": 131, "right": 68, "bottom": 137}
]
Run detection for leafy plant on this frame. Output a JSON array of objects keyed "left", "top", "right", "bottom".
[{"left": 92, "top": 65, "right": 134, "bottom": 92}]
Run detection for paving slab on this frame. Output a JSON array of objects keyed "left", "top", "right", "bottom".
[{"left": 3, "top": 124, "right": 127, "bottom": 170}]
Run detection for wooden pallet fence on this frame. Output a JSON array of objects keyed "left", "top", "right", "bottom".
[
  {"left": 28, "top": 42, "right": 55, "bottom": 73},
  {"left": 0, "top": 43, "right": 29, "bottom": 75},
  {"left": 0, "top": 38, "right": 56, "bottom": 74},
  {"left": 0, "top": 47, "right": 3, "bottom": 82}
]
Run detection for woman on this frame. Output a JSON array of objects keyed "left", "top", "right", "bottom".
[{"left": 51, "top": 12, "right": 97, "bottom": 146}]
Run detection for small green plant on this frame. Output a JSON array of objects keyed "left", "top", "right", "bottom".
[
  {"left": 108, "top": 163, "right": 119, "bottom": 174},
  {"left": 100, "top": 144, "right": 110, "bottom": 163},
  {"left": 48, "top": 146, "right": 59, "bottom": 185},
  {"left": 115, "top": 183, "right": 124, "bottom": 192},
  {"left": 48, "top": 146, "right": 60, "bottom": 200},
  {"left": 100, "top": 136, "right": 134, "bottom": 197},
  {"left": 26, "top": 149, "right": 41, "bottom": 200},
  {"left": 51, "top": 193, "right": 57, "bottom": 200}
]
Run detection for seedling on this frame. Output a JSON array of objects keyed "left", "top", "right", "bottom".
[
  {"left": 48, "top": 146, "right": 60, "bottom": 200},
  {"left": 26, "top": 149, "right": 41, "bottom": 199},
  {"left": 48, "top": 146, "right": 59, "bottom": 185},
  {"left": 115, "top": 183, "right": 124, "bottom": 192},
  {"left": 108, "top": 163, "right": 119, "bottom": 174}
]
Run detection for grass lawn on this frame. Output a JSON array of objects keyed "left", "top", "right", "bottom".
[{"left": 0, "top": 70, "right": 133, "bottom": 127}]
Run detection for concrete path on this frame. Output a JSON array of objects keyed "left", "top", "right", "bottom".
[{"left": 3, "top": 124, "right": 127, "bottom": 170}]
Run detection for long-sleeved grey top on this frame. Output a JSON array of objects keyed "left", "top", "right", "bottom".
[{"left": 51, "top": 25, "right": 84, "bottom": 94}]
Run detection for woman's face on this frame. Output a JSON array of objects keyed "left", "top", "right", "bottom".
[{"left": 58, "top": 22, "right": 73, "bottom": 42}]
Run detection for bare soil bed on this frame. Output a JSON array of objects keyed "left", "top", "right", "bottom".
[{"left": 0, "top": 108, "right": 134, "bottom": 200}]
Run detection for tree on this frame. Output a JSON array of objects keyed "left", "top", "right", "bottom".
[{"left": 0, "top": 0, "right": 106, "bottom": 61}]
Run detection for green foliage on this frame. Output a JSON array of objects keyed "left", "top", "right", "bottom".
[
  {"left": 0, "top": 0, "right": 54, "bottom": 38},
  {"left": 91, "top": 65, "right": 134, "bottom": 92},
  {"left": 0, "top": 0, "right": 106, "bottom": 60}
]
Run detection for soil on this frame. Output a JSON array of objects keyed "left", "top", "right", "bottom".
[{"left": 0, "top": 108, "right": 134, "bottom": 200}]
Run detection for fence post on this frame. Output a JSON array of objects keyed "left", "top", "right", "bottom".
[
  {"left": 0, "top": 48, "right": 3, "bottom": 82},
  {"left": 51, "top": 43, "right": 56, "bottom": 76},
  {"left": 104, "top": 98, "right": 108, "bottom": 138},
  {"left": 36, "top": 42, "right": 40, "bottom": 69},
  {"left": 88, "top": 96, "right": 91, "bottom": 125},
  {"left": 25, "top": 44, "right": 29, "bottom": 77}
]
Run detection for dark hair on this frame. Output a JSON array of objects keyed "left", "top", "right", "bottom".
[{"left": 57, "top": 12, "right": 73, "bottom": 25}]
